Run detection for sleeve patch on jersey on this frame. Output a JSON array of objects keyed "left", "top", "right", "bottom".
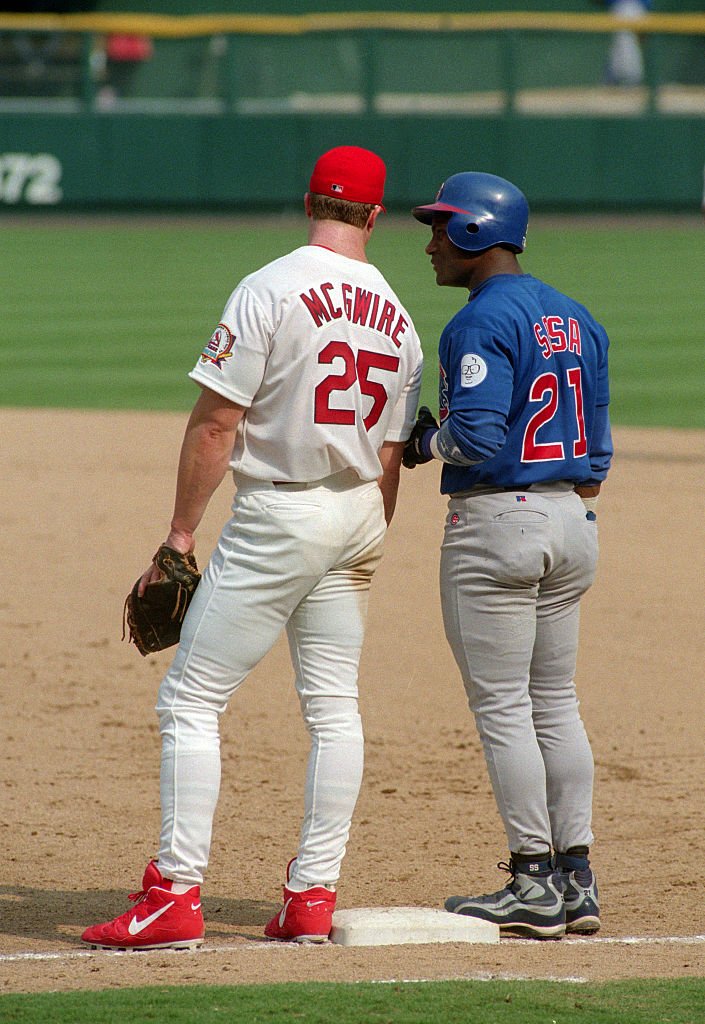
[
  {"left": 460, "top": 353, "right": 488, "bottom": 388},
  {"left": 200, "top": 324, "right": 234, "bottom": 369}
]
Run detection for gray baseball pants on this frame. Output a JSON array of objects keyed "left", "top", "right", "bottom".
[{"left": 439, "top": 482, "right": 599, "bottom": 857}]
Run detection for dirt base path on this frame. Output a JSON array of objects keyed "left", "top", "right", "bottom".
[{"left": 1, "top": 409, "right": 703, "bottom": 993}]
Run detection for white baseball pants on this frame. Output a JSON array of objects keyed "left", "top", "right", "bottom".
[
  {"left": 155, "top": 470, "right": 386, "bottom": 887},
  {"left": 439, "top": 483, "right": 599, "bottom": 857}
]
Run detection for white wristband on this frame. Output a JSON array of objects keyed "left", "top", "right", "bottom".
[
  {"left": 579, "top": 494, "right": 599, "bottom": 513},
  {"left": 429, "top": 431, "right": 443, "bottom": 461}
]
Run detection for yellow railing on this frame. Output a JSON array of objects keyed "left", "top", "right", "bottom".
[{"left": 0, "top": 12, "right": 704, "bottom": 38}]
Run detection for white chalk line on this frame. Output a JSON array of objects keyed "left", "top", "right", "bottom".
[
  {"left": 0, "top": 942, "right": 266, "bottom": 963},
  {"left": 2, "top": 933, "right": 704, "bottom": 964},
  {"left": 565, "top": 935, "right": 705, "bottom": 945}
]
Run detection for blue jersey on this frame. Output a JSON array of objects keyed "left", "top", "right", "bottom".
[{"left": 435, "top": 273, "right": 613, "bottom": 495}]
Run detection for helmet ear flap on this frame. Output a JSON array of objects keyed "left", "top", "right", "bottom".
[
  {"left": 446, "top": 213, "right": 483, "bottom": 252},
  {"left": 414, "top": 172, "right": 528, "bottom": 254}
]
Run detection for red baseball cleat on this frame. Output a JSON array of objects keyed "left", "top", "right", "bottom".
[
  {"left": 264, "top": 884, "right": 336, "bottom": 943},
  {"left": 81, "top": 860, "right": 204, "bottom": 951},
  {"left": 264, "top": 860, "right": 336, "bottom": 943}
]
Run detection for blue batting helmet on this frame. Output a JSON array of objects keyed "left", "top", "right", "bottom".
[{"left": 412, "top": 172, "right": 529, "bottom": 254}]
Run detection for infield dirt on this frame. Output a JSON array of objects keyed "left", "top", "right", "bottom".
[{"left": 1, "top": 409, "right": 703, "bottom": 993}]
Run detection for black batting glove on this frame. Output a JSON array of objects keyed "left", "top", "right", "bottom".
[{"left": 402, "top": 406, "right": 440, "bottom": 469}]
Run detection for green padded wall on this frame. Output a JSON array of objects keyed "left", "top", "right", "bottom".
[{"left": 0, "top": 112, "right": 701, "bottom": 211}]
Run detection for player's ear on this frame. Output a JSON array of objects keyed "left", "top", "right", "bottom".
[
  {"left": 366, "top": 205, "right": 382, "bottom": 232},
  {"left": 304, "top": 192, "right": 312, "bottom": 218}
]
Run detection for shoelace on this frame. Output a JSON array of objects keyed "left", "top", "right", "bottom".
[
  {"left": 128, "top": 887, "right": 149, "bottom": 905},
  {"left": 496, "top": 859, "right": 516, "bottom": 885}
]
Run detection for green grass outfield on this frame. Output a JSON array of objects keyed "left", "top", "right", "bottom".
[
  {"left": 1, "top": 215, "right": 703, "bottom": 427},
  {"left": 1, "top": 978, "right": 704, "bottom": 1024},
  {"left": 1, "top": 216, "right": 703, "bottom": 1020}
]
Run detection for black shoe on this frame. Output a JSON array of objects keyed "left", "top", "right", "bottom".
[
  {"left": 445, "top": 859, "right": 566, "bottom": 940},
  {"left": 558, "top": 868, "right": 600, "bottom": 934}
]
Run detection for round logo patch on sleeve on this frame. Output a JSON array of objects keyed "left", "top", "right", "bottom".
[
  {"left": 200, "top": 324, "right": 234, "bottom": 369},
  {"left": 460, "top": 353, "right": 487, "bottom": 388}
]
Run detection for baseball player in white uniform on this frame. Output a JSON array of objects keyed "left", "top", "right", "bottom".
[{"left": 82, "top": 146, "right": 423, "bottom": 949}]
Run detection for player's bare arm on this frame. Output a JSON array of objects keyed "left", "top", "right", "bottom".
[
  {"left": 138, "top": 387, "right": 244, "bottom": 594},
  {"left": 168, "top": 385, "right": 245, "bottom": 540},
  {"left": 377, "top": 440, "right": 405, "bottom": 524}
]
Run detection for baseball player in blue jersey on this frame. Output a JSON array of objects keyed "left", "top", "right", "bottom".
[{"left": 404, "top": 172, "right": 613, "bottom": 939}]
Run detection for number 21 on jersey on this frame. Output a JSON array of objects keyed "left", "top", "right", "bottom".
[{"left": 521, "top": 368, "right": 587, "bottom": 462}]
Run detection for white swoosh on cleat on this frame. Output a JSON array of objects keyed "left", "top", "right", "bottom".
[
  {"left": 306, "top": 900, "right": 327, "bottom": 908},
  {"left": 128, "top": 902, "right": 175, "bottom": 936},
  {"left": 191, "top": 903, "right": 202, "bottom": 912},
  {"left": 278, "top": 898, "right": 292, "bottom": 928}
]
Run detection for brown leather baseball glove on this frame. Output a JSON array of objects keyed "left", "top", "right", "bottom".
[{"left": 123, "top": 544, "right": 201, "bottom": 656}]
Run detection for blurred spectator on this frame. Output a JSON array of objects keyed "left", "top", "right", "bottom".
[
  {"left": 96, "top": 34, "right": 154, "bottom": 106},
  {"left": 105, "top": 34, "right": 153, "bottom": 65},
  {"left": 593, "top": 0, "right": 653, "bottom": 86}
]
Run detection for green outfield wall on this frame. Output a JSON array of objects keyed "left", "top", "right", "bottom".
[{"left": 0, "top": 112, "right": 702, "bottom": 211}]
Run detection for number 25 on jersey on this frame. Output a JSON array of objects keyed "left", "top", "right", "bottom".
[{"left": 315, "top": 341, "right": 400, "bottom": 431}]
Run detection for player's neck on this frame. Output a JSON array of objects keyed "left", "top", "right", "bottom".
[
  {"left": 464, "top": 250, "right": 522, "bottom": 291},
  {"left": 308, "top": 221, "right": 370, "bottom": 263}
]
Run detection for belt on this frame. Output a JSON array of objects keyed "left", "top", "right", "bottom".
[
  {"left": 272, "top": 481, "right": 316, "bottom": 490},
  {"left": 450, "top": 481, "right": 575, "bottom": 499},
  {"left": 272, "top": 470, "right": 365, "bottom": 492},
  {"left": 234, "top": 468, "right": 365, "bottom": 494}
]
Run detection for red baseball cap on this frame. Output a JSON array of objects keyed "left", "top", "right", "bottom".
[{"left": 309, "top": 146, "right": 386, "bottom": 209}]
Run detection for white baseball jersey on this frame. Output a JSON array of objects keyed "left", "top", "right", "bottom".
[{"left": 189, "top": 245, "right": 424, "bottom": 482}]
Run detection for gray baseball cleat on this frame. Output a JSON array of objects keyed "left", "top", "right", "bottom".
[
  {"left": 558, "top": 868, "right": 600, "bottom": 934},
  {"left": 445, "top": 859, "right": 566, "bottom": 939}
]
